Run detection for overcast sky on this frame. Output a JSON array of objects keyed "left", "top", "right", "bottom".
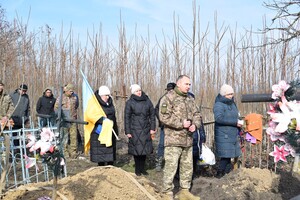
[{"left": 1, "top": 0, "right": 273, "bottom": 45}]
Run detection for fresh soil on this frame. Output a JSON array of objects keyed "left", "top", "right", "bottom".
[{"left": 1, "top": 138, "right": 300, "bottom": 200}]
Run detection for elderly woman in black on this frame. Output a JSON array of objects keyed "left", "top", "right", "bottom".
[
  {"left": 125, "top": 84, "right": 156, "bottom": 176},
  {"left": 90, "top": 85, "right": 118, "bottom": 166}
]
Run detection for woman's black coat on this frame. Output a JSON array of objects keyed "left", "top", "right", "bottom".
[
  {"left": 90, "top": 91, "right": 119, "bottom": 163},
  {"left": 124, "top": 92, "right": 156, "bottom": 156}
]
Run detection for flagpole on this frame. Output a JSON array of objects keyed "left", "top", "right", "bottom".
[{"left": 112, "top": 129, "right": 120, "bottom": 140}]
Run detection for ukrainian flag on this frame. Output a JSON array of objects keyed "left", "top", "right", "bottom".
[{"left": 81, "top": 70, "right": 107, "bottom": 154}]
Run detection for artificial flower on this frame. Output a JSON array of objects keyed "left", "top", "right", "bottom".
[
  {"left": 284, "top": 143, "right": 296, "bottom": 157},
  {"left": 266, "top": 127, "right": 286, "bottom": 142},
  {"left": 269, "top": 145, "right": 290, "bottom": 163},
  {"left": 271, "top": 80, "right": 290, "bottom": 100},
  {"left": 24, "top": 155, "right": 38, "bottom": 169}
]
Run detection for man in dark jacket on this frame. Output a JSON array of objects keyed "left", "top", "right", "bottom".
[
  {"left": 36, "top": 87, "right": 56, "bottom": 127},
  {"left": 10, "top": 83, "right": 31, "bottom": 148},
  {"left": 10, "top": 84, "right": 31, "bottom": 128}
]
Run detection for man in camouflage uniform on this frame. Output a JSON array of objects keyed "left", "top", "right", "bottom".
[
  {"left": 0, "top": 81, "right": 14, "bottom": 130},
  {"left": 159, "top": 75, "right": 201, "bottom": 200},
  {"left": 55, "top": 83, "right": 79, "bottom": 159}
]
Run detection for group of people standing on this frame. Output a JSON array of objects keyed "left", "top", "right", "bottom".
[
  {"left": 0, "top": 82, "right": 80, "bottom": 159},
  {"left": 92, "top": 75, "right": 243, "bottom": 200},
  {"left": 0, "top": 75, "right": 243, "bottom": 200}
]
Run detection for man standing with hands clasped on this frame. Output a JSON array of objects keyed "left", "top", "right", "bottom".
[{"left": 159, "top": 75, "right": 201, "bottom": 200}]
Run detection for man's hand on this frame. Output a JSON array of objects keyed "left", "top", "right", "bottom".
[
  {"left": 183, "top": 119, "right": 192, "bottom": 128},
  {"left": 188, "top": 124, "right": 196, "bottom": 132}
]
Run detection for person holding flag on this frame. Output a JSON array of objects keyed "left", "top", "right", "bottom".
[
  {"left": 81, "top": 70, "right": 119, "bottom": 166},
  {"left": 89, "top": 86, "right": 119, "bottom": 166}
]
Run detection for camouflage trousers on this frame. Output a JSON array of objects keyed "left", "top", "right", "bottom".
[
  {"left": 162, "top": 146, "right": 193, "bottom": 192},
  {"left": 61, "top": 123, "right": 77, "bottom": 158}
]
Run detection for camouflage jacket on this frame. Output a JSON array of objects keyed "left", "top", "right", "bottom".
[
  {"left": 55, "top": 93, "right": 78, "bottom": 119},
  {"left": 0, "top": 92, "right": 14, "bottom": 119},
  {"left": 159, "top": 88, "right": 201, "bottom": 147}
]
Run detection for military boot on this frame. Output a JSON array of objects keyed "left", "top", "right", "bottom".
[
  {"left": 155, "top": 156, "right": 163, "bottom": 172},
  {"left": 176, "top": 189, "right": 200, "bottom": 200}
]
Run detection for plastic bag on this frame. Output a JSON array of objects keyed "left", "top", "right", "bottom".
[{"left": 199, "top": 144, "right": 215, "bottom": 165}]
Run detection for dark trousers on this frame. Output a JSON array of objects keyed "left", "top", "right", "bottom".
[
  {"left": 134, "top": 155, "right": 146, "bottom": 174},
  {"left": 218, "top": 157, "right": 231, "bottom": 173}
]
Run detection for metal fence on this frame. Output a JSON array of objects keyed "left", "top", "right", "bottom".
[{"left": 0, "top": 118, "right": 67, "bottom": 190}]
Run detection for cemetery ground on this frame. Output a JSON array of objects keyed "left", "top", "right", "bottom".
[{"left": 1, "top": 136, "right": 300, "bottom": 200}]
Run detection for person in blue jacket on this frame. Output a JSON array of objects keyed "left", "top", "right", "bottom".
[
  {"left": 192, "top": 117, "right": 206, "bottom": 177},
  {"left": 213, "top": 84, "right": 243, "bottom": 178}
]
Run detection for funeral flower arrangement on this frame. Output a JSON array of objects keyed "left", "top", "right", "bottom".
[
  {"left": 25, "top": 127, "right": 65, "bottom": 173},
  {"left": 267, "top": 80, "right": 300, "bottom": 163}
]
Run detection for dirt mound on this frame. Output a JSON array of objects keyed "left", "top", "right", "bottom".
[
  {"left": 2, "top": 158, "right": 300, "bottom": 200},
  {"left": 191, "top": 168, "right": 300, "bottom": 200},
  {"left": 2, "top": 166, "right": 164, "bottom": 200}
]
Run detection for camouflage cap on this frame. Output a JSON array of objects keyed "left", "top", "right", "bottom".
[{"left": 64, "top": 83, "right": 74, "bottom": 91}]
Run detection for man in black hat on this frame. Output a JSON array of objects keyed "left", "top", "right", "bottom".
[
  {"left": 154, "top": 82, "right": 176, "bottom": 171},
  {"left": 10, "top": 83, "right": 31, "bottom": 128}
]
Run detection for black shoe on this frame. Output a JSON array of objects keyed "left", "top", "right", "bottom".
[
  {"left": 135, "top": 172, "right": 141, "bottom": 176},
  {"left": 216, "top": 171, "right": 225, "bottom": 179}
]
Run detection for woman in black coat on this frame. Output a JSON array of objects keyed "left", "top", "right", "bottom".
[
  {"left": 124, "top": 84, "right": 156, "bottom": 176},
  {"left": 90, "top": 86, "right": 119, "bottom": 166}
]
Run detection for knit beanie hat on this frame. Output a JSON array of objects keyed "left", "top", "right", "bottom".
[
  {"left": 220, "top": 84, "right": 234, "bottom": 96},
  {"left": 98, "top": 86, "right": 111, "bottom": 96},
  {"left": 130, "top": 84, "right": 141, "bottom": 94},
  {"left": 44, "top": 86, "right": 53, "bottom": 92}
]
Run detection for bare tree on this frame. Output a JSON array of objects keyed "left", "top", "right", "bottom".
[{"left": 263, "top": 0, "right": 300, "bottom": 44}]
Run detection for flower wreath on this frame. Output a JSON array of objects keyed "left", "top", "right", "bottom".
[
  {"left": 25, "top": 127, "right": 65, "bottom": 173},
  {"left": 267, "top": 80, "right": 300, "bottom": 163}
]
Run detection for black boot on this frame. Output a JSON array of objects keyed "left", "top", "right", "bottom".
[{"left": 216, "top": 171, "right": 225, "bottom": 179}]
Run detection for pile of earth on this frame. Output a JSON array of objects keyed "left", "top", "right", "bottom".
[{"left": 2, "top": 156, "right": 300, "bottom": 200}]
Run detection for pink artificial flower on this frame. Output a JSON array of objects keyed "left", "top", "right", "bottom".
[
  {"left": 266, "top": 127, "right": 285, "bottom": 142},
  {"left": 284, "top": 144, "right": 296, "bottom": 157},
  {"left": 267, "top": 103, "right": 276, "bottom": 115},
  {"left": 26, "top": 133, "right": 36, "bottom": 148},
  {"left": 24, "top": 155, "right": 38, "bottom": 170},
  {"left": 40, "top": 127, "right": 55, "bottom": 142},
  {"left": 271, "top": 80, "right": 290, "bottom": 99},
  {"left": 285, "top": 100, "right": 300, "bottom": 131},
  {"left": 269, "top": 96, "right": 298, "bottom": 133},
  {"left": 269, "top": 145, "right": 290, "bottom": 163},
  {"left": 270, "top": 112, "right": 291, "bottom": 133}
]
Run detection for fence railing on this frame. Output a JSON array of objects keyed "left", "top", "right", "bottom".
[{"left": 0, "top": 119, "right": 67, "bottom": 190}]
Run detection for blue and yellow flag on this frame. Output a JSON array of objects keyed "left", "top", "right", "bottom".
[{"left": 81, "top": 70, "right": 106, "bottom": 154}]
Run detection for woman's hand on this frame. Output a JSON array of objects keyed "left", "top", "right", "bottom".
[{"left": 150, "top": 130, "right": 156, "bottom": 140}]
